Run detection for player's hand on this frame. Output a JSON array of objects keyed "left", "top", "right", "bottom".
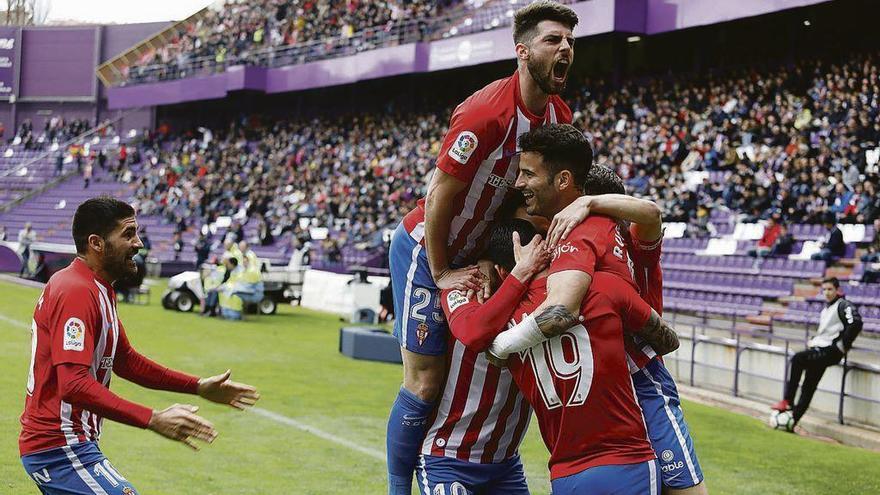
[
  {"left": 197, "top": 370, "right": 261, "bottom": 410},
  {"left": 547, "top": 195, "right": 594, "bottom": 249},
  {"left": 434, "top": 265, "right": 483, "bottom": 293},
  {"left": 510, "top": 231, "right": 552, "bottom": 282},
  {"left": 148, "top": 404, "right": 217, "bottom": 450}
]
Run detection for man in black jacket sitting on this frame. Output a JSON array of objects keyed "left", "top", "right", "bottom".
[{"left": 772, "top": 277, "right": 862, "bottom": 425}]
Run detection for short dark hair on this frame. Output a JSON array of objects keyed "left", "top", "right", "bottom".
[
  {"left": 519, "top": 123, "right": 593, "bottom": 190},
  {"left": 513, "top": 0, "right": 579, "bottom": 44},
  {"left": 822, "top": 277, "right": 840, "bottom": 288},
  {"left": 582, "top": 164, "right": 625, "bottom": 195},
  {"left": 72, "top": 197, "right": 136, "bottom": 254},
  {"left": 482, "top": 219, "right": 539, "bottom": 272}
]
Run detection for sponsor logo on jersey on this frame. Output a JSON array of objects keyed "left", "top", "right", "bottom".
[
  {"left": 446, "top": 290, "right": 469, "bottom": 313},
  {"left": 62, "top": 317, "right": 86, "bottom": 351},
  {"left": 661, "top": 449, "right": 675, "bottom": 462},
  {"left": 487, "top": 173, "right": 515, "bottom": 188},
  {"left": 416, "top": 322, "right": 430, "bottom": 346},
  {"left": 552, "top": 242, "right": 579, "bottom": 260},
  {"left": 100, "top": 356, "right": 114, "bottom": 370},
  {"left": 448, "top": 131, "right": 478, "bottom": 164}
]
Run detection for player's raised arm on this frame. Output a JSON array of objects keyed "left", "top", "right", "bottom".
[
  {"left": 548, "top": 194, "right": 663, "bottom": 247},
  {"left": 424, "top": 169, "right": 482, "bottom": 292}
]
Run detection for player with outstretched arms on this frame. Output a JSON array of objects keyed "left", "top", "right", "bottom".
[
  {"left": 19, "top": 197, "right": 260, "bottom": 494},
  {"left": 385, "top": 2, "right": 578, "bottom": 493}
]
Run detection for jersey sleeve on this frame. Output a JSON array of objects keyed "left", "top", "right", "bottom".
[
  {"left": 628, "top": 224, "right": 663, "bottom": 269},
  {"left": 435, "top": 103, "right": 503, "bottom": 183},
  {"left": 48, "top": 288, "right": 102, "bottom": 367},
  {"left": 440, "top": 275, "right": 528, "bottom": 352},
  {"left": 114, "top": 323, "right": 200, "bottom": 394},
  {"left": 547, "top": 221, "right": 603, "bottom": 278}
]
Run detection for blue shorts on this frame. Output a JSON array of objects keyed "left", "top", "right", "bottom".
[
  {"left": 389, "top": 222, "right": 448, "bottom": 356},
  {"left": 632, "top": 359, "right": 705, "bottom": 489},
  {"left": 551, "top": 459, "right": 661, "bottom": 495},
  {"left": 415, "top": 454, "right": 529, "bottom": 495},
  {"left": 21, "top": 442, "right": 139, "bottom": 495}
]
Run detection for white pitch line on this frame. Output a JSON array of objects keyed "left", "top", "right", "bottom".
[
  {"left": 251, "top": 407, "right": 385, "bottom": 462},
  {"left": 0, "top": 311, "right": 386, "bottom": 463},
  {"left": 0, "top": 312, "right": 29, "bottom": 330}
]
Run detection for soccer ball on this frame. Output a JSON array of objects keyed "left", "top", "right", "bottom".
[{"left": 769, "top": 410, "right": 795, "bottom": 432}]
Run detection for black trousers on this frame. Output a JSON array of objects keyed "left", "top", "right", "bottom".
[{"left": 784, "top": 346, "right": 843, "bottom": 422}]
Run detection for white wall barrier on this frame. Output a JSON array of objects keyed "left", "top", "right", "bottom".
[
  {"left": 663, "top": 322, "right": 880, "bottom": 429},
  {"left": 301, "top": 269, "right": 389, "bottom": 317}
]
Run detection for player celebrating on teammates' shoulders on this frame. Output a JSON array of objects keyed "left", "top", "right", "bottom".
[
  {"left": 385, "top": 2, "right": 577, "bottom": 493},
  {"left": 19, "top": 197, "right": 260, "bottom": 495}
]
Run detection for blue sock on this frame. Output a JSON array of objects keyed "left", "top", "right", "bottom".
[{"left": 387, "top": 386, "right": 434, "bottom": 495}]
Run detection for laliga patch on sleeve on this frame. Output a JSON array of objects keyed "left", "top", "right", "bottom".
[
  {"left": 447, "top": 131, "right": 479, "bottom": 165},
  {"left": 446, "top": 290, "right": 469, "bottom": 313},
  {"left": 62, "top": 317, "right": 86, "bottom": 352}
]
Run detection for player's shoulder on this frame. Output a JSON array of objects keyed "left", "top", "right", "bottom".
[
  {"left": 45, "top": 263, "right": 101, "bottom": 299},
  {"left": 549, "top": 96, "right": 573, "bottom": 123},
  {"left": 455, "top": 75, "right": 517, "bottom": 124},
  {"left": 570, "top": 214, "right": 617, "bottom": 236}
]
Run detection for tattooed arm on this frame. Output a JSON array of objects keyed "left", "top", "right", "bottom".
[
  {"left": 635, "top": 309, "right": 680, "bottom": 355},
  {"left": 487, "top": 270, "right": 589, "bottom": 361}
]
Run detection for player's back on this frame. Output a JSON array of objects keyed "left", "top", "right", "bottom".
[
  {"left": 506, "top": 272, "right": 655, "bottom": 480},
  {"left": 402, "top": 72, "right": 572, "bottom": 266},
  {"left": 421, "top": 338, "right": 532, "bottom": 464},
  {"left": 548, "top": 215, "right": 637, "bottom": 290},
  {"left": 20, "top": 258, "right": 120, "bottom": 456}
]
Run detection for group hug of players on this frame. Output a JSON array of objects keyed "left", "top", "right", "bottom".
[{"left": 385, "top": 2, "right": 708, "bottom": 494}]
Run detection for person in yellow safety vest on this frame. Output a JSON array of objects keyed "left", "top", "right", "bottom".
[
  {"left": 218, "top": 257, "right": 245, "bottom": 320},
  {"left": 201, "top": 258, "right": 227, "bottom": 316},
  {"left": 236, "top": 241, "right": 264, "bottom": 306},
  {"left": 224, "top": 238, "right": 243, "bottom": 265}
]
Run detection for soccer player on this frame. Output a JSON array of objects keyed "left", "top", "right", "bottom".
[
  {"left": 549, "top": 165, "right": 707, "bottom": 494},
  {"left": 19, "top": 197, "right": 260, "bottom": 494},
  {"left": 489, "top": 124, "right": 677, "bottom": 356},
  {"left": 482, "top": 221, "right": 674, "bottom": 494},
  {"left": 417, "top": 229, "right": 551, "bottom": 495},
  {"left": 386, "top": 2, "right": 578, "bottom": 492}
]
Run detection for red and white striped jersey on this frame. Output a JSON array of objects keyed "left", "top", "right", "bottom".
[
  {"left": 423, "top": 279, "right": 535, "bottom": 463},
  {"left": 403, "top": 71, "right": 572, "bottom": 266},
  {"left": 20, "top": 258, "right": 121, "bottom": 455},
  {"left": 624, "top": 229, "right": 664, "bottom": 373},
  {"left": 421, "top": 339, "right": 532, "bottom": 463}
]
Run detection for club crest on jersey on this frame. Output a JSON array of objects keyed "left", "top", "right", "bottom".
[
  {"left": 448, "top": 131, "right": 478, "bottom": 164},
  {"left": 123, "top": 487, "right": 135, "bottom": 495},
  {"left": 416, "top": 322, "right": 430, "bottom": 346},
  {"left": 62, "top": 317, "right": 86, "bottom": 351},
  {"left": 446, "top": 290, "right": 469, "bottom": 313}
]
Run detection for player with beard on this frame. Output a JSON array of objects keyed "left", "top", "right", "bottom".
[
  {"left": 386, "top": 2, "right": 577, "bottom": 493},
  {"left": 20, "top": 197, "right": 260, "bottom": 494}
]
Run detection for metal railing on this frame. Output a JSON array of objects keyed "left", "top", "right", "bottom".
[
  {"left": 119, "top": 0, "right": 581, "bottom": 86},
  {"left": 667, "top": 309, "right": 880, "bottom": 427}
]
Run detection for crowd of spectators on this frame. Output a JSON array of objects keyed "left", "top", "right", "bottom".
[
  {"left": 572, "top": 52, "right": 880, "bottom": 231},
  {"left": 124, "top": 51, "right": 879, "bottom": 269},
  {"left": 131, "top": 111, "right": 445, "bottom": 258},
  {"left": 128, "top": 0, "right": 462, "bottom": 83}
]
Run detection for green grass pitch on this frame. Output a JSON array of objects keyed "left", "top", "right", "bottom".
[{"left": 0, "top": 279, "right": 878, "bottom": 494}]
